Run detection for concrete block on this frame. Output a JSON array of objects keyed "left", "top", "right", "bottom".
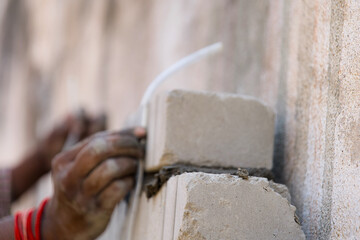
[
  {"left": 126, "top": 176, "right": 178, "bottom": 240},
  {"left": 146, "top": 90, "right": 275, "bottom": 171},
  {"left": 130, "top": 173, "right": 305, "bottom": 240},
  {"left": 132, "top": 179, "right": 167, "bottom": 240},
  {"left": 173, "top": 173, "right": 305, "bottom": 240}
]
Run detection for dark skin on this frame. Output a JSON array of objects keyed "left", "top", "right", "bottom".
[
  {"left": 12, "top": 111, "right": 106, "bottom": 201},
  {"left": 0, "top": 113, "right": 145, "bottom": 240},
  {"left": 43, "top": 128, "right": 145, "bottom": 240}
]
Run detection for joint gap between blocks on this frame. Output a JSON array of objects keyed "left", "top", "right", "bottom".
[{"left": 143, "top": 163, "right": 274, "bottom": 198}]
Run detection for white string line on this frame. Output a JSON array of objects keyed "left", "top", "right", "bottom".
[
  {"left": 125, "top": 42, "right": 223, "bottom": 240},
  {"left": 140, "top": 42, "right": 223, "bottom": 107}
]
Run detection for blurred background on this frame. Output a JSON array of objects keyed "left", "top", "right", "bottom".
[
  {"left": 0, "top": 0, "right": 283, "bottom": 166},
  {"left": 0, "top": 1, "right": 359, "bottom": 239}
]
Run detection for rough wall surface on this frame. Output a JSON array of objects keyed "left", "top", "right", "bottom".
[{"left": 0, "top": 0, "right": 358, "bottom": 239}]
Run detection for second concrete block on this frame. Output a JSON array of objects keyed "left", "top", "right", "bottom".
[{"left": 146, "top": 90, "right": 275, "bottom": 171}]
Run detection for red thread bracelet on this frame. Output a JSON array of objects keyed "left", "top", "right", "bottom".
[
  {"left": 19, "top": 212, "right": 25, "bottom": 240},
  {"left": 26, "top": 209, "right": 36, "bottom": 240},
  {"left": 22, "top": 211, "right": 27, "bottom": 240},
  {"left": 35, "top": 198, "right": 50, "bottom": 240},
  {"left": 14, "top": 212, "right": 22, "bottom": 240}
]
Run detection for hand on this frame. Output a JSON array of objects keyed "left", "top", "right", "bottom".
[
  {"left": 37, "top": 111, "right": 107, "bottom": 174},
  {"left": 42, "top": 128, "right": 146, "bottom": 240},
  {"left": 11, "top": 111, "right": 107, "bottom": 201}
]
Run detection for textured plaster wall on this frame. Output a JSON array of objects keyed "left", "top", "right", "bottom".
[
  {"left": 0, "top": 0, "right": 358, "bottom": 239},
  {"left": 279, "top": 1, "right": 360, "bottom": 238}
]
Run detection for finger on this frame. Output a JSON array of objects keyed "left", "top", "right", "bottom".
[
  {"left": 51, "top": 138, "right": 91, "bottom": 173},
  {"left": 45, "top": 117, "right": 72, "bottom": 150},
  {"left": 118, "top": 127, "right": 147, "bottom": 139},
  {"left": 96, "top": 177, "right": 134, "bottom": 211},
  {"left": 82, "top": 158, "right": 137, "bottom": 197},
  {"left": 52, "top": 130, "right": 116, "bottom": 174},
  {"left": 71, "top": 109, "right": 90, "bottom": 140},
  {"left": 51, "top": 130, "right": 108, "bottom": 172},
  {"left": 69, "top": 133, "right": 142, "bottom": 180},
  {"left": 86, "top": 114, "right": 107, "bottom": 136},
  {"left": 51, "top": 139, "right": 93, "bottom": 198},
  {"left": 52, "top": 132, "right": 112, "bottom": 196}
]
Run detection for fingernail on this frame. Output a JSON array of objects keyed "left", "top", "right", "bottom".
[{"left": 134, "top": 127, "right": 146, "bottom": 137}]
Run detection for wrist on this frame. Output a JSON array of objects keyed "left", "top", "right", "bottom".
[
  {"left": 0, "top": 169, "right": 11, "bottom": 216},
  {"left": 14, "top": 198, "right": 52, "bottom": 240},
  {"left": 41, "top": 199, "right": 62, "bottom": 240}
]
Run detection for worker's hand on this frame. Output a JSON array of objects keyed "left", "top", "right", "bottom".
[
  {"left": 37, "top": 110, "right": 107, "bottom": 175},
  {"left": 42, "top": 128, "right": 146, "bottom": 240},
  {"left": 11, "top": 111, "right": 107, "bottom": 201}
]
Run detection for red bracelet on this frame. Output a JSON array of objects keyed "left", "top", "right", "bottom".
[
  {"left": 14, "top": 198, "right": 50, "bottom": 240},
  {"left": 35, "top": 198, "right": 50, "bottom": 240},
  {"left": 14, "top": 212, "right": 23, "bottom": 240},
  {"left": 21, "top": 211, "right": 27, "bottom": 240},
  {"left": 26, "top": 209, "right": 36, "bottom": 240}
]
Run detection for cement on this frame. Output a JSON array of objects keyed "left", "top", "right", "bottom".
[{"left": 144, "top": 164, "right": 274, "bottom": 198}]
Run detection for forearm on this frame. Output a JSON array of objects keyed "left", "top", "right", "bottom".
[
  {"left": 11, "top": 148, "right": 47, "bottom": 201},
  {"left": 0, "top": 216, "right": 14, "bottom": 240},
  {"left": 0, "top": 169, "right": 11, "bottom": 218}
]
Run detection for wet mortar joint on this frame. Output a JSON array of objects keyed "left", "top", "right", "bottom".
[{"left": 143, "top": 164, "right": 274, "bottom": 198}]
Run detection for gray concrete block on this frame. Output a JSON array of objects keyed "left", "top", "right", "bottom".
[
  {"left": 130, "top": 173, "right": 305, "bottom": 240},
  {"left": 174, "top": 173, "right": 305, "bottom": 240},
  {"left": 146, "top": 90, "right": 275, "bottom": 171}
]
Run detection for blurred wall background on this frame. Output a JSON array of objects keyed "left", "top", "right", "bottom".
[{"left": 0, "top": 0, "right": 359, "bottom": 239}]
